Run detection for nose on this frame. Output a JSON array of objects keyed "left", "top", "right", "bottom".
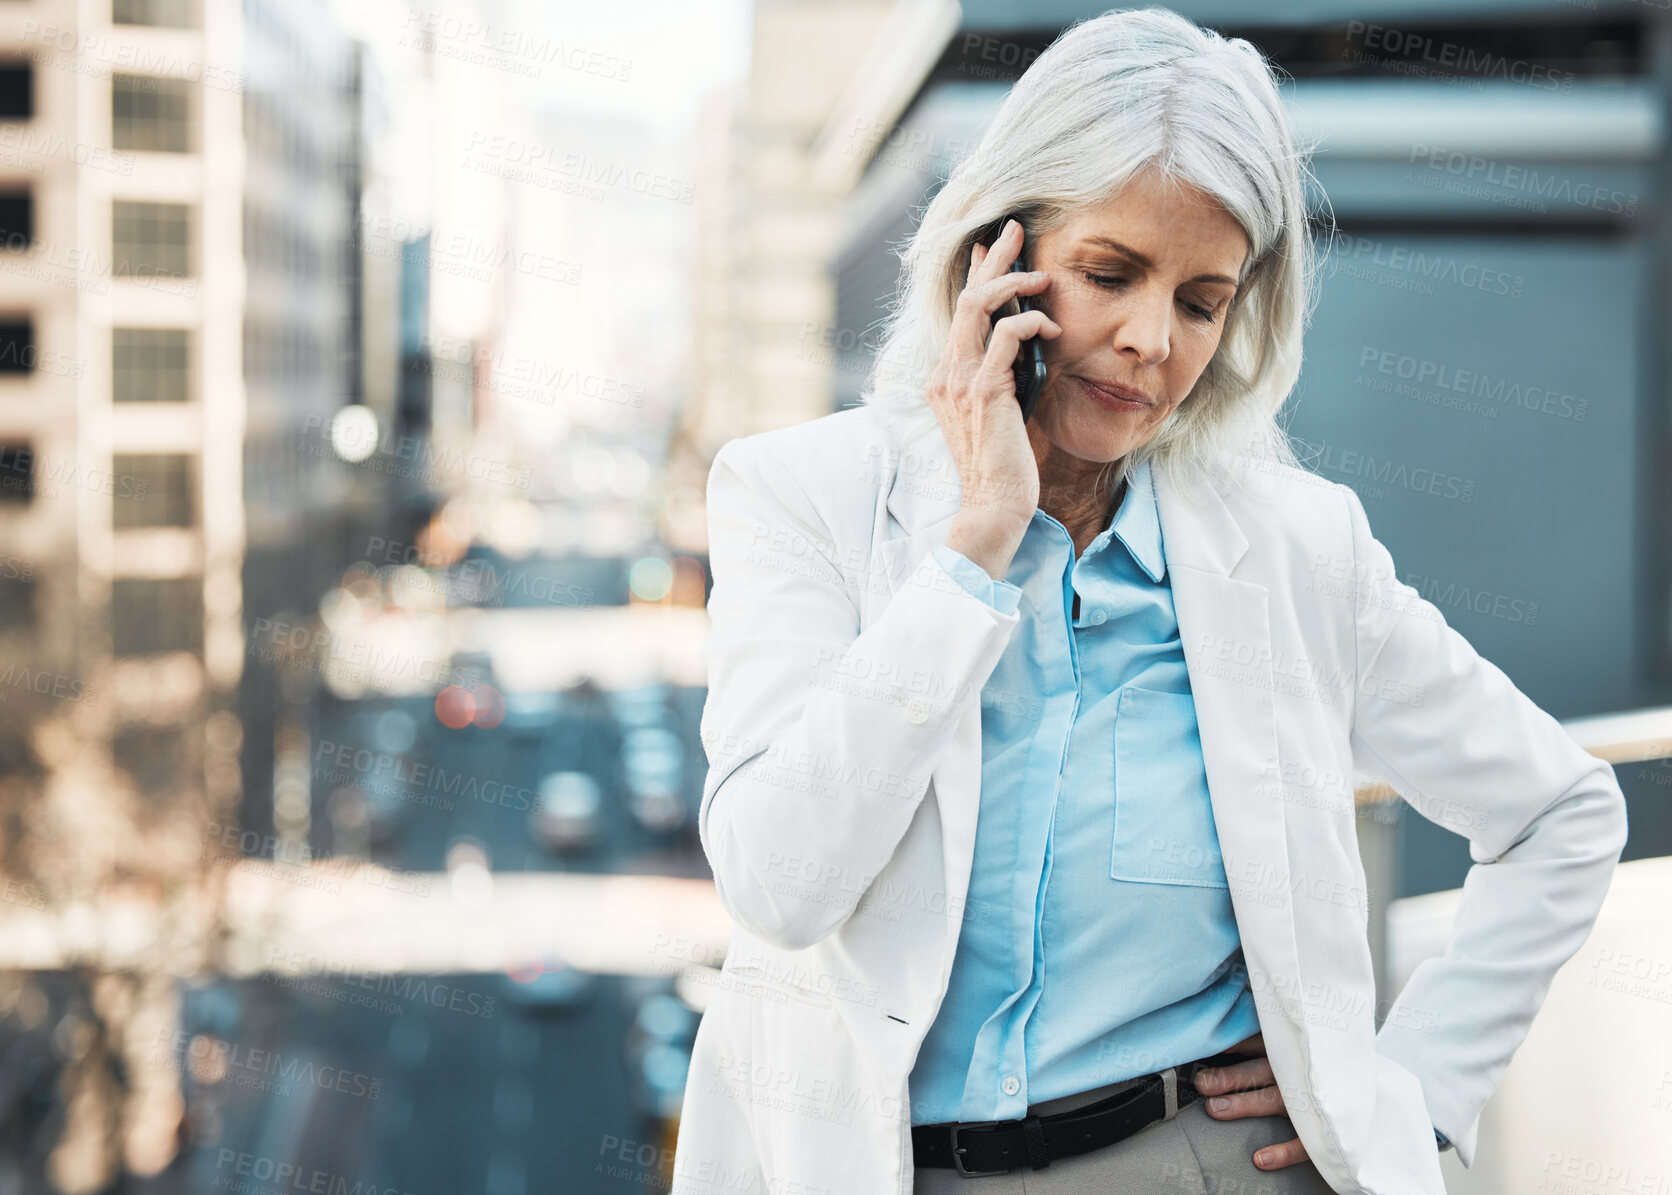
[{"left": 1114, "top": 287, "right": 1171, "bottom": 367}]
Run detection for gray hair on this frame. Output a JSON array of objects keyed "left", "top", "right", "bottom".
[{"left": 859, "top": 5, "right": 1328, "bottom": 506}]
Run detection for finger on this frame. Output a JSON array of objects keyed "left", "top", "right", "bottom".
[
  {"left": 976, "top": 267, "right": 1052, "bottom": 309},
  {"left": 949, "top": 271, "right": 1053, "bottom": 371},
  {"left": 946, "top": 287, "right": 997, "bottom": 385},
  {"left": 963, "top": 309, "right": 1057, "bottom": 403},
  {"left": 983, "top": 308, "right": 1062, "bottom": 369},
  {"left": 1253, "top": 1137, "right": 1310, "bottom": 1170},
  {"left": 990, "top": 305, "right": 1060, "bottom": 339},
  {"left": 1229, "top": 1032, "right": 1264, "bottom": 1055},
  {"left": 1194, "top": 1056, "right": 1274, "bottom": 1094},
  {"left": 949, "top": 248, "right": 1010, "bottom": 361},
  {"left": 957, "top": 269, "right": 1053, "bottom": 352},
  {"left": 970, "top": 218, "right": 1024, "bottom": 284},
  {"left": 1202, "top": 1085, "right": 1287, "bottom": 1120}
]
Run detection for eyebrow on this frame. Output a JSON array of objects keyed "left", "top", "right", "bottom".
[{"left": 1077, "top": 235, "right": 1240, "bottom": 287}]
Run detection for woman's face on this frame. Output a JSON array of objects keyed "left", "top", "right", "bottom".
[{"left": 1026, "top": 167, "right": 1250, "bottom": 466}]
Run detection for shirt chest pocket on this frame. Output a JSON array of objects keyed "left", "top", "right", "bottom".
[{"left": 1110, "top": 685, "right": 1229, "bottom": 888}]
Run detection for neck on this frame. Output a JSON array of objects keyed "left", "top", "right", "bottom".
[{"left": 1029, "top": 422, "right": 1126, "bottom": 551}]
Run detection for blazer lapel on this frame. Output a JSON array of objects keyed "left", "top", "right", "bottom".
[{"left": 1153, "top": 462, "right": 1308, "bottom": 1058}]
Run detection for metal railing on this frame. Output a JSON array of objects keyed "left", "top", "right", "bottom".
[{"left": 1356, "top": 705, "right": 1672, "bottom": 807}]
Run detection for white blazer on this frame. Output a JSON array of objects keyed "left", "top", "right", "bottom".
[{"left": 671, "top": 405, "right": 1627, "bottom": 1195}]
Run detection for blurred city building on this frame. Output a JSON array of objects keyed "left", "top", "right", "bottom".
[
  {"left": 238, "top": 0, "right": 388, "bottom": 874},
  {"left": 0, "top": 0, "right": 246, "bottom": 881},
  {"left": 0, "top": 0, "right": 260, "bottom": 1186},
  {"left": 671, "top": 0, "right": 907, "bottom": 503},
  {"left": 0, "top": 0, "right": 470, "bottom": 1185}
]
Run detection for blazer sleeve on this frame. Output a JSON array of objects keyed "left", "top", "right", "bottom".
[
  {"left": 932, "top": 543, "right": 1024, "bottom": 615},
  {"left": 697, "top": 437, "right": 1022, "bottom": 951},
  {"left": 1338, "top": 483, "right": 1629, "bottom": 1170}
]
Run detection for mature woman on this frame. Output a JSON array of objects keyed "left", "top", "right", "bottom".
[{"left": 671, "top": 8, "right": 1628, "bottom": 1195}]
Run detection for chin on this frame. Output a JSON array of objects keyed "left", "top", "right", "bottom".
[
  {"left": 1051, "top": 423, "right": 1135, "bottom": 464},
  {"left": 1038, "top": 386, "right": 1154, "bottom": 461}
]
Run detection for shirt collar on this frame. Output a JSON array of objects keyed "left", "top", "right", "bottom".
[{"left": 1105, "top": 457, "right": 1166, "bottom": 583}]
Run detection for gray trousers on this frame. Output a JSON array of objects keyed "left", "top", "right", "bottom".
[{"left": 913, "top": 1066, "right": 1338, "bottom": 1194}]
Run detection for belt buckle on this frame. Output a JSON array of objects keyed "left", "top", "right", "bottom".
[{"left": 949, "top": 1123, "right": 1012, "bottom": 1177}]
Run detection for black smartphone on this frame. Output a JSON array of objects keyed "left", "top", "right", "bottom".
[{"left": 978, "top": 212, "right": 1048, "bottom": 424}]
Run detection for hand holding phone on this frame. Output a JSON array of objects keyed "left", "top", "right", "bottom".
[
  {"left": 977, "top": 212, "right": 1049, "bottom": 423},
  {"left": 922, "top": 214, "right": 1060, "bottom": 577}
]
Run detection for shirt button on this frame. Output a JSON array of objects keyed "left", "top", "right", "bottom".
[
  {"left": 1090, "top": 610, "right": 1107, "bottom": 625},
  {"left": 1001, "top": 1075, "right": 1020, "bottom": 1096},
  {"left": 905, "top": 697, "right": 929, "bottom": 724}
]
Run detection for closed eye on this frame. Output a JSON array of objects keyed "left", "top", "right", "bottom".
[{"left": 1083, "top": 272, "right": 1218, "bottom": 324}]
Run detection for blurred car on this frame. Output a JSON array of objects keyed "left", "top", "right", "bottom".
[
  {"left": 530, "top": 771, "right": 605, "bottom": 854},
  {"left": 622, "top": 725, "right": 686, "bottom": 834},
  {"left": 497, "top": 956, "right": 597, "bottom": 1014}
]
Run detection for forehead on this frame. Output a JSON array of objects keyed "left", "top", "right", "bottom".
[{"left": 1053, "top": 172, "right": 1249, "bottom": 273}]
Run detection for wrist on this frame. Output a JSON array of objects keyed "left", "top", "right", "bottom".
[{"left": 946, "top": 510, "right": 1028, "bottom": 583}]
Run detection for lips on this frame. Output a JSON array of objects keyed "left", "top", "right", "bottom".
[{"left": 1076, "top": 376, "right": 1154, "bottom": 407}]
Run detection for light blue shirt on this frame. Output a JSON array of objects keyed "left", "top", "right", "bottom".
[{"left": 908, "top": 458, "right": 1260, "bottom": 1126}]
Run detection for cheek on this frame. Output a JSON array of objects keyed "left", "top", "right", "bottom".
[
  {"left": 1043, "top": 306, "right": 1102, "bottom": 360},
  {"left": 1047, "top": 284, "right": 1119, "bottom": 340},
  {"left": 1181, "top": 329, "right": 1226, "bottom": 375}
]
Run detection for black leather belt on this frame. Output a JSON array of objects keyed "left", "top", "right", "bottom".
[{"left": 911, "top": 1051, "right": 1249, "bottom": 1176}]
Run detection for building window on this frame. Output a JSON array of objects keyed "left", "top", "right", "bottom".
[
  {"left": 0, "top": 573, "right": 33, "bottom": 628},
  {"left": 0, "top": 320, "right": 33, "bottom": 374},
  {"left": 112, "top": 201, "right": 192, "bottom": 278},
  {"left": 112, "top": 453, "right": 194, "bottom": 529},
  {"left": 113, "top": 74, "right": 193, "bottom": 153},
  {"left": 0, "top": 63, "right": 31, "bottom": 121},
  {"left": 0, "top": 192, "right": 32, "bottom": 251},
  {"left": 113, "top": 0, "right": 199, "bottom": 29},
  {"left": 111, "top": 577, "right": 201, "bottom": 656},
  {"left": 0, "top": 442, "right": 32, "bottom": 504},
  {"left": 113, "top": 328, "right": 190, "bottom": 402}
]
